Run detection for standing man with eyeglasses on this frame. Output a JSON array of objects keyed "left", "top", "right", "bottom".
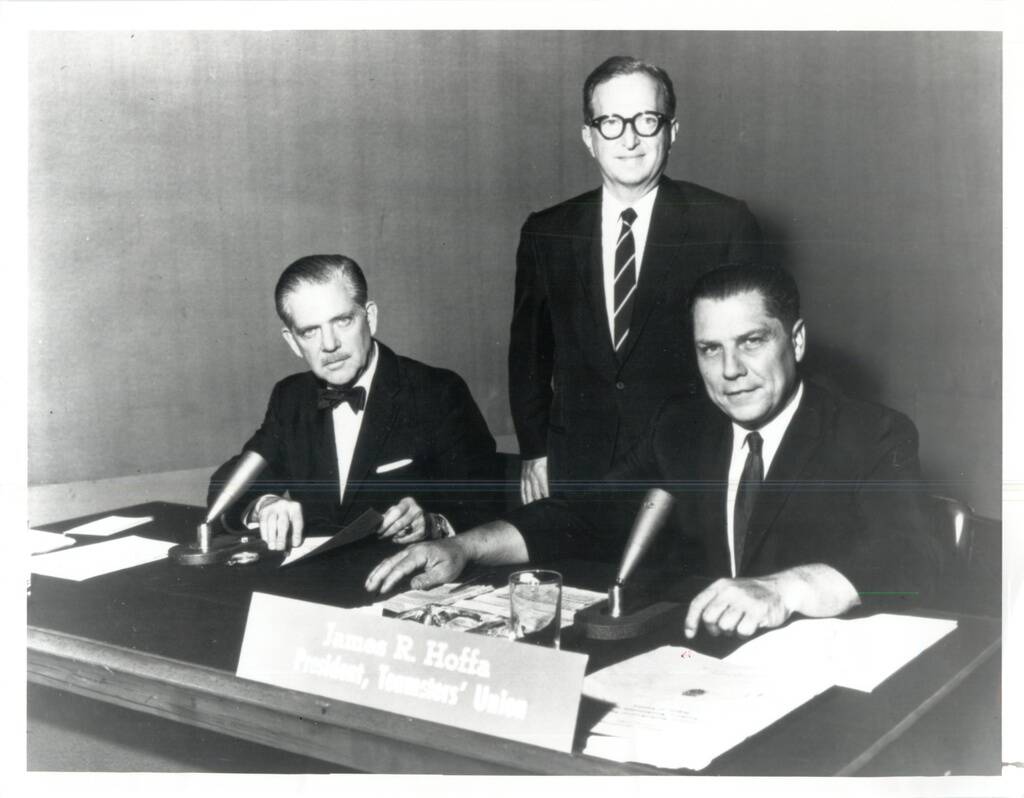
[{"left": 510, "top": 55, "right": 763, "bottom": 507}]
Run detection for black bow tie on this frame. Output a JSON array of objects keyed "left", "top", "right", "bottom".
[{"left": 317, "top": 384, "right": 367, "bottom": 412}]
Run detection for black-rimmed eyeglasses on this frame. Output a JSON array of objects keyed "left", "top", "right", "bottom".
[{"left": 587, "top": 111, "right": 672, "bottom": 140}]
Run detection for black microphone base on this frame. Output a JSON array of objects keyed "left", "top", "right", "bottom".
[
  {"left": 575, "top": 599, "right": 686, "bottom": 640},
  {"left": 168, "top": 535, "right": 267, "bottom": 566}
]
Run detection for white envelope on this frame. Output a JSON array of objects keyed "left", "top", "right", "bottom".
[{"left": 375, "top": 458, "right": 413, "bottom": 474}]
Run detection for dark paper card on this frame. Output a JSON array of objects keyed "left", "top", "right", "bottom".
[{"left": 279, "top": 509, "right": 383, "bottom": 567}]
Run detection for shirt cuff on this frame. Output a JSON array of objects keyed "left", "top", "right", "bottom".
[
  {"left": 429, "top": 513, "right": 456, "bottom": 539},
  {"left": 243, "top": 494, "right": 282, "bottom": 529}
]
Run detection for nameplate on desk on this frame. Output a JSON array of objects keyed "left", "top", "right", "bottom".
[{"left": 236, "top": 592, "right": 588, "bottom": 752}]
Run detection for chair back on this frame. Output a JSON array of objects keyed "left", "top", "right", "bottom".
[{"left": 928, "top": 494, "right": 999, "bottom": 616}]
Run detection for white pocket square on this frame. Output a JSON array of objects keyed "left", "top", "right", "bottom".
[{"left": 375, "top": 458, "right": 413, "bottom": 474}]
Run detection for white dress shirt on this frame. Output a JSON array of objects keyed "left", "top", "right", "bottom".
[
  {"left": 246, "top": 342, "right": 379, "bottom": 526},
  {"left": 600, "top": 186, "right": 659, "bottom": 344},
  {"left": 725, "top": 381, "right": 804, "bottom": 577}
]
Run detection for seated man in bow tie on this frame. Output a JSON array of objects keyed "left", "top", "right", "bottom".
[{"left": 209, "top": 254, "right": 499, "bottom": 551}]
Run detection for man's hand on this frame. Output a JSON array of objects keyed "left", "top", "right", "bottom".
[
  {"left": 684, "top": 576, "right": 791, "bottom": 639},
  {"left": 364, "top": 539, "right": 469, "bottom": 594},
  {"left": 520, "top": 456, "right": 550, "bottom": 505},
  {"left": 683, "top": 565, "right": 860, "bottom": 639},
  {"left": 379, "top": 497, "right": 428, "bottom": 543},
  {"left": 257, "top": 497, "right": 304, "bottom": 551}
]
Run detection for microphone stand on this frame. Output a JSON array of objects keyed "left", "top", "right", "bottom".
[
  {"left": 169, "top": 451, "right": 270, "bottom": 566},
  {"left": 575, "top": 488, "right": 687, "bottom": 640}
]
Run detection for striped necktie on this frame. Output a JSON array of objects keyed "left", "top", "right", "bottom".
[{"left": 612, "top": 207, "right": 638, "bottom": 354}]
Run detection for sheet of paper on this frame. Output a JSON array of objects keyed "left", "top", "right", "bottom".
[
  {"left": 279, "top": 509, "right": 383, "bottom": 567},
  {"left": 29, "top": 529, "right": 76, "bottom": 556},
  {"left": 725, "top": 613, "right": 957, "bottom": 692},
  {"left": 30, "top": 535, "right": 169, "bottom": 581},
  {"left": 62, "top": 514, "right": 154, "bottom": 537},
  {"left": 582, "top": 645, "right": 832, "bottom": 771},
  {"left": 280, "top": 536, "right": 330, "bottom": 566}
]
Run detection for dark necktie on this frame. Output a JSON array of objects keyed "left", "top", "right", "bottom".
[
  {"left": 733, "top": 431, "right": 764, "bottom": 573},
  {"left": 317, "top": 384, "right": 367, "bottom": 412},
  {"left": 612, "top": 207, "right": 638, "bottom": 354}
]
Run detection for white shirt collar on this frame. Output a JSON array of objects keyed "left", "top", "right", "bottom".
[
  {"left": 353, "top": 340, "right": 379, "bottom": 398},
  {"left": 601, "top": 184, "right": 659, "bottom": 229},
  {"left": 730, "top": 380, "right": 805, "bottom": 475}
]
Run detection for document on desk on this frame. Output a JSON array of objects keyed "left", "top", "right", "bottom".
[
  {"left": 61, "top": 514, "right": 154, "bottom": 537},
  {"left": 29, "top": 529, "right": 76, "bottom": 555},
  {"left": 377, "top": 582, "right": 604, "bottom": 629},
  {"left": 279, "top": 509, "right": 383, "bottom": 567},
  {"left": 582, "top": 645, "right": 832, "bottom": 771},
  {"left": 724, "top": 613, "right": 958, "bottom": 692},
  {"left": 29, "top": 535, "right": 169, "bottom": 581},
  {"left": 280, "top": 536, "right": 330, "bottom": 567}
]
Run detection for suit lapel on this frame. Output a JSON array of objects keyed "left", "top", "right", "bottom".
[
  {"left": 739, "top": 384, "right": 824, "bottom": 574},
  {"left": 293, "top": 373, "right": 341, "bottom": 495},
  {"left": 342, "top": 342, "right": 400, "bottom": 510},
  {"left": 572, "top": 193, "right": 623, "bottom": 376},
  {"left": 699, "top": 417, "right": 733, "bottom": 576},
  {"left": 617, "top": 178, "right": 690, "bottom": 366}
]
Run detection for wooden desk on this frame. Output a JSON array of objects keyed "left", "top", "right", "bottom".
[{"left": 27, "top": 502, "right": 1001, "bottom": 775}]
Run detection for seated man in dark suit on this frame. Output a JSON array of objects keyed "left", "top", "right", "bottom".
[
  {"left": 210, "top": 254, "right": 499, "bottom": 551},
  {"left": 366, "top": 264, "right": 939, "bottom": 639}
]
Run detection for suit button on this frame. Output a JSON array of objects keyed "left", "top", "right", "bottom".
[{"left": 615, "top": 381, "right": 625, "bottom": 390}]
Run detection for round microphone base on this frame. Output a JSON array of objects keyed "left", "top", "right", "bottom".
[
  {"left": 575, "top": 599, "right": 685, "bottom": 640},
  {"left": 168, "top": 535, "right": 267, "bottom": 566}
]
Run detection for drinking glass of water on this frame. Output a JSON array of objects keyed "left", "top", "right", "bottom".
[{"left": 508, "top": 569, "right": 562, "bottom": 648}]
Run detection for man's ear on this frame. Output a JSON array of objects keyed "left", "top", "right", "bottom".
[
  {"left": 668, "top": 118, "right": 679, "bottom": 149},
  {"left": 791, "top": 318, "right": 806, "bottom": 363},
  {"left": 365, "top": 300, "right": 379, "bottom": 336},
  {"left": 282, "top": 327, "right": 303, "bottom": 359},
  {"left": 581, "top": 125, "right": 597, "bottom": 159}
]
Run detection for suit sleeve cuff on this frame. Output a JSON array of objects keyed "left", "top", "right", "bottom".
[{"left": 499, "top": 500, "right": 586, "bottom": 563}]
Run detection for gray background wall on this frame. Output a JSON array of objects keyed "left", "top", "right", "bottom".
[{"left": 28, "top": 31, "right": 1001, "bottom": 518}]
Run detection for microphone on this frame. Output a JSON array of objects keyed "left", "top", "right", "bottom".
[
  {"left": 205, "top": 450, "right": 268, "bottom": 526},
  {"left": 609, "top": 488, "right": 675, "bottom": 617},
  {"left": 575, "top": 487, "right": 682, "bottom": 640},
  {"left": 170, "top": 450, "right": 269, "bottom": 566}
]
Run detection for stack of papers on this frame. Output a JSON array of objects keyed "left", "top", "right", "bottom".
[
  {"left": 378, "top": 581, "right": 604, "bottom": 630},
  {"left": 582, "top": 613, "right": 958, "bottom": 770},
  {"left": 583, "top": 645, "right": 833, "bottom": 771}
]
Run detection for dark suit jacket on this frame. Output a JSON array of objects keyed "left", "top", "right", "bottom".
[
  {"left": 209, "top": 342, "right": 499, "bottom": 535},
  {"left": 508, "top": 382, "right": 939, "bottom": 600},
  {"left": 509, "top": 175, "right": 762, "bottom": 483}
]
